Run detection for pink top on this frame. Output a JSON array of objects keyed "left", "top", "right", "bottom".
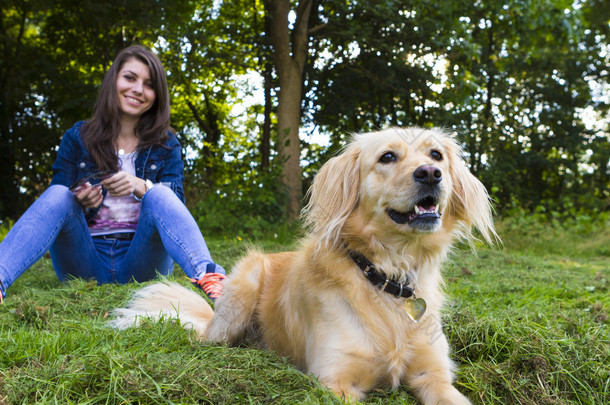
[{"left": 89, "top": 151, "right": 141, "bottom": 236}]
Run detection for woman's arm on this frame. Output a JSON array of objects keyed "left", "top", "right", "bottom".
[
  {"left": 156, "top": 136, "right": 185, "bottom": 202},
  {"left": 50, "top": 123, "right": 83, "bottom": 188}
]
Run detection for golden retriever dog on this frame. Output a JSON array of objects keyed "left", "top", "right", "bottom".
[{"left": 111, "top": 127, "right": 496, "bottom": 404}]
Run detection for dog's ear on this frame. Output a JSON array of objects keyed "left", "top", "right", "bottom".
[
  {"left": 302, "top": 142, "right": 361, "bottom": 250},
  {"left": 444, "top": 138, "right": 498, "bottom": 245}
]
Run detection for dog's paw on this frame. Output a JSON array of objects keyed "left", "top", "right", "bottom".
[{"left": 420, "top": 385, "right": 472, "bottom": 405}]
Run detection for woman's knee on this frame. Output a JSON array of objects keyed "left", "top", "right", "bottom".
[
  {"left": 140, "top": 185, "right": 190, "bottom": 221},
  {"left": 40, "top": 185, "right": 80, "bottom": 210},
  {"left": 141, "top": 184, "right": 179, "bottom": 207}
]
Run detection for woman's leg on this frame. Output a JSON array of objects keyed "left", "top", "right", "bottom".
[
  {"left": 116, "top": 185, "right": 225, "bottom": 284},
  {"left": 0, "top": 185, "right": 105, "bottom": 297}
]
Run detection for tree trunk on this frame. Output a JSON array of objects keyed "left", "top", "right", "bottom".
[
  {"left": 264, "top": 0, "right": 312, "bottom": 220},
  {"left": 261, "top": 60, "right": 272, "bottom": 170},
  {"left": 186, "top": 98, "right": 221, "bottom": 182}
]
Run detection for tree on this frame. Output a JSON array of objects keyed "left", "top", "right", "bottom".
[
  {"left": 1, "top": 0, "right": 607, "bottom": 225},
  {"left": 438, "top": 0, "right": 609, "bottom": 210},
  {"left": 264, "top": 0, "right": 314, "bottom": 219},
  {"left": 307, "top": 1, "right": 453, "bottom": 142},
  {"left": 0, "top": 0, "right": 60, "bottom": 218}
]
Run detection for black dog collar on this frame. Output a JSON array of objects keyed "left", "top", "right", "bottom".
[{"left": 347, "top": 250, "right": 414, "bottom": 299}]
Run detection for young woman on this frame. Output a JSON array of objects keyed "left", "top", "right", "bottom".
[{"left": 0, "top": 45, "right": 225, "bottom": 303}]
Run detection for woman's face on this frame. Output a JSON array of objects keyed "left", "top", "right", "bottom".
[{"left": 116, "top": 58, "right": 156, "bottom": 121}]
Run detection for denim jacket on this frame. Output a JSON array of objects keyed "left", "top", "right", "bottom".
[{"left": 50, "top": 121, "right": 185, "bottom": 219}]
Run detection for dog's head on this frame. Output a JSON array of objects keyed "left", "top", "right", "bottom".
[{"left": 303, "top": 127, "right": 496, "bottom": 252}]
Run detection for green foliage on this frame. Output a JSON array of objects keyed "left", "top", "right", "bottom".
[
  {"left": 191, "top": 167, "right": 289, "bottom": 239},
  {"left": 159, "top": 0, "right": 265, "bottom": 187},
  {"left": 308, "top": 0, "right": 454, "bottom": 135},
  {"left": 496, "top": 208, "right": 610, "bottom": 257},
  {"left": 444, "top": 0, "right": 609, "bottom": 213},
  {"left": 181, "top": 95, "right": 288, "bottom": 238},
  {"left": 1, "top": 0, "right": 608, "bottom": 223},
  {"left": 0, "top": 219, "right": 13, "bottom": 242}
]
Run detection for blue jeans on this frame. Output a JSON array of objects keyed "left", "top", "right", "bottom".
[{"left": 0, "top": 185, "right": 224, "bottom": 297}]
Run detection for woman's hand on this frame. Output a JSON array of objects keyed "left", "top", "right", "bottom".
[
  {"left": 101, "top": 172, "right": 147, "bottom": 199},
  {"left": 73, "top": 183, "right": 104, "bottom": 209}
]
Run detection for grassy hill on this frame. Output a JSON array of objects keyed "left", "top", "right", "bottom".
[{"left": 1, "top": 216, "right": 608, "bottom": 404}]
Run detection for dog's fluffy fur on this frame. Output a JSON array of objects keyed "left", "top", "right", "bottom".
[{"left": 111, "top": 127, "right": 496, "bottom": 404}]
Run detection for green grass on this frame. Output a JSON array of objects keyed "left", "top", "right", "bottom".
[{"left": 1, "top": 218, "right": 608, "bottom": 404}]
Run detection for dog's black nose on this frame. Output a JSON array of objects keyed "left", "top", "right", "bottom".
[{"left": 413, "top": 165, "right": 442, "bottom": 185}]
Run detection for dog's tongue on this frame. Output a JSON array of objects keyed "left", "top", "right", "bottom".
[
  {"left": 418, "top": 204, "right": 436, "bottom": 213},
  {"left": 419, "top": 205, "right": 436, "bottom": 211}
]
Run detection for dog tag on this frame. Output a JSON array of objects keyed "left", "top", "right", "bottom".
[{"left": 404, "top": 297, "right": 427, "bottom": 322}]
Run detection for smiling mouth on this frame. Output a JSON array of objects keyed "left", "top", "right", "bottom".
[
  {"left": 125, "top": 96, "right": 143, "bottom": 105},
  {"left": 387, "top": 196, "right": 441, "bottom": 226}
]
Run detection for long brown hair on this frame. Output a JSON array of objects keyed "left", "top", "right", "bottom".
[{"left": 82, "top": 45, "right": 172, "bottom": 170}]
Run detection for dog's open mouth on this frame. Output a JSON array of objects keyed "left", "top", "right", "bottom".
[{"left": 387, "top": 196, "right": 441, "bottom": 227}]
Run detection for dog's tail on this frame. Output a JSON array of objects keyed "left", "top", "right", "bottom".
[{"left": 109, "top": 282, "right": 214, "bottom": 339}]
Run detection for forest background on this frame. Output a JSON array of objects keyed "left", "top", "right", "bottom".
[{"left": 0, "top": 0, "right": 608, "bottom": 236}]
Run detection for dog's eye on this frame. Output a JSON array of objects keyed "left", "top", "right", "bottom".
[
  {"left": 379, "top": 152, "right": 397, "bottom": 164},
  {"left": 430, "top": 150, "right": 443, "bottom": 161}
]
